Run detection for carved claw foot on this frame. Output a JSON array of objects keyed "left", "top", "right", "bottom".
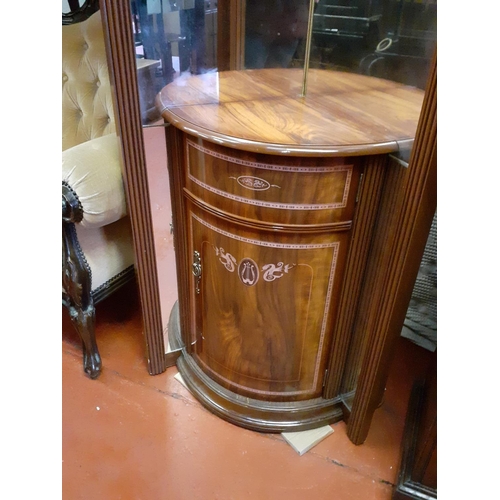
[
  {"left": 63, "top": 207, "right": 104, "bottom": 380},
  {"left": 69, "top": 304, "right": 101, "bottom": 379},
  {"left": 83, "top": 344, "right": 102, "bottom": 379}
]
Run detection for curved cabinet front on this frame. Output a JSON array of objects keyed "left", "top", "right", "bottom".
[
  {"left": 167, "top": 134, "right": 362, "bottom": 431},
  {"left": 160, "top": 69, "right": 424, "bottom": 432},
  {"left": 187, "top": 201, "right": 350, "bottom": 402}
]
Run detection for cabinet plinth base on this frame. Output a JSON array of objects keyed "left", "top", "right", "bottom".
[{"left": 169, "top": 302, "right": 344, "bottom": 433}]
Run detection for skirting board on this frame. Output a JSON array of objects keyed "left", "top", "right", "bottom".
[{"left": 174, "top": 372, "right": 334, "bottom": 455}]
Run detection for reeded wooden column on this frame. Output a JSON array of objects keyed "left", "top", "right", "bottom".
[
  {"left": 346, "top": 52, "right": 437, "bottom": 445},
  {"left": 100, "top": 0, "right": 167, "bottom": 375}
]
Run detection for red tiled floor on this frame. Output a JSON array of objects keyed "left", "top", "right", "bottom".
[
  {"left": 143, "top": 125, "right": 178, "bottom": 335},
  {"left": 62, "top": 282, "right": 430, "bottom": 500},
  {"left": 62, "top": 124, "right": 434, "bottom": 499}
]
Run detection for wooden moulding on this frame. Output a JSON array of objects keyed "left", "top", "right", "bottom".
[
  {"left": 164, "top": 125, "right": 193, "bottom": 351},
  {"left": 155, "top": 69, "right": 423, "bottom": 158},
  {"left": 393, "top": 371, "right": 437, "bottom": 500},
  {"left": 346, "top": 51, "right": 437, "bottom": 445},
  {"left": 324, "top": 154, "right": 387, "bottom": 400},
  {"left": 169, "top": 303, "right": 344, "bottom": 433},
  {"left": 340, "top": 156, "right": 408, "bottom": 400},
  {"left": 99, "top": 0, "right": 166, "bottom": 375}
]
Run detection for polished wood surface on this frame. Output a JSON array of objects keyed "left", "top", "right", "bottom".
[
  {"left": 346, "top": 52, "right": 437, "bottom": 445},
  {"left": 160, "top": 68, "right": 425, "bottom": 433},
  {"left": 188, "top": 200, "right": 350, "bottom": 401},
  {"left": 157, "top": 68, "right": 424, "bottom": 156},
  {"left": 100, "top": 0, "right": 167, "bottom": 375},
  {"left": 393, "top": 354, "right": 437, "bottom": 500},
  {"left": 323, "top": 154, "right": 387, "bottom": 401},
  {"left": 184, "top": 138, "right": 361, "bottom": 228},
  {"left": 176, "top": 137, "right": 360, "bottom": 406}
]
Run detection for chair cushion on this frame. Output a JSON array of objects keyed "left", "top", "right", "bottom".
[
  {"left": 63, "top": 134, "right": 127, "bottom": 229},
  {"left": 76, "top": 216, "right": 135, "bottom": 292}
]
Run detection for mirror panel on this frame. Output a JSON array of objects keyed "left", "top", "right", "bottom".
[
  {"left": 243, "top": 1, "right": 309, "bottom": 70},
  {"left": 309, "top": 0, "right": 436, "bottom": 88},
  {"left": 130, "top": 0, "right": 219, "bottom": 126},
  {"left": 62, "top": 0, "right": 141, "bottom": 377}
]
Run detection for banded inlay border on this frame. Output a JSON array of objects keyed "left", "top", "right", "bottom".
[
  {"left": 191, "top": 212, "right": 339, "bottom": 396},
  {"left": 186, "top": 139, "right": 353, "bottom": 210}
]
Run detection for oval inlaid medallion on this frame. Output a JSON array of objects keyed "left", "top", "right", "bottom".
[
  {"left": 238, "top": 258, "right": 260, "bottom": 286},
  {"left": 237, "top": 176, "right": 271, "bottom": 191}
]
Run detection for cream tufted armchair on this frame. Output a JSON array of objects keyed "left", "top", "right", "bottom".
[{"left": 62, "top": 4, "right": 135, "bottom": 379}]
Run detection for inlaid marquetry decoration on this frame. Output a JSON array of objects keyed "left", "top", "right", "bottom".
[
  {"left": 159, "top": 68, "right": 426, "bottom": 432},
  {"left": 186, "top": 139, "right": 353, "bottom": 212},
  {"left": 238, "top": 258, "right": 260, "bottom": 286},
  {"left": 214, "top": 245, "right": 297, "bottom": 286},
  {"left": 189, "top": 210, "right": 342, "bottom": 399},
  {"left": 231, "top": 176, "right": 280, "bottom": 192}
]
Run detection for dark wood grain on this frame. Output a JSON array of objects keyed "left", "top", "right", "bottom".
[
  {"left": 215, "top": 0, "right": 231, "bottom": 71},
  {"left": 324, "top": 154, "right": 387, "bottom": 399},
  {"left": 346, "top": 51, "right": 437, "bottom": 445},
  {"left": 63, "top": 0, "right": 99, "bottom": 24},
  {"left": 157, "top": 69, "right": 424, "bottom": 156},
  {"left": 159, "top": 68, "right": 426, "bottom": 432},
  {"left": 165, "top": 125, "right": 194, "bottom": 351},
  {"left": 393, "top": 353, "right": 437, "bottom": 500},
  {"left": 340, "top": 155, "right": 407, "bottom": 403},
  {"left": 100, "top": 0, "right": 167, "bottom": 375}
]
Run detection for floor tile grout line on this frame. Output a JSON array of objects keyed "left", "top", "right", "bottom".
[
  {"left": 305, "top": 448, "right": 397, "bottom": 487},
  {"left": 100, "top": 364, "right": 289, "bottom": 444},
  {"left": 102, "top": 366, "right": 284, "bottom": 444}
]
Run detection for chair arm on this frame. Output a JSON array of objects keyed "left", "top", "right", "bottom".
[{"left": 62, "top": 134, "right": 127, "bottom": 229}]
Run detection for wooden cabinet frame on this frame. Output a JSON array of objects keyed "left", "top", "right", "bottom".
[
  {"left": 100, "top": 0, "right": 436, "bottom": 443},
  {"left": 100, "top": 0, "right": 167, "bottom": 375},
  {"left": 346, "top": 51, "right": 437, "bottom": 444}
]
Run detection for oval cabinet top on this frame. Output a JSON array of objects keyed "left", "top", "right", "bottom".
[{"left": 156, "top": 68, "right": 425, "bottom": 156}]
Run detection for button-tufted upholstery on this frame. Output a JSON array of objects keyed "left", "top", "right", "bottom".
[
  {"left": 62, "top": 10, "right": 116, "bottom": 151},
  {"left": 62, "top": 9, "right": 135, "bottom": 379},
  {"left": 62, "top": 9, "right": 134, "bottom": 289}
]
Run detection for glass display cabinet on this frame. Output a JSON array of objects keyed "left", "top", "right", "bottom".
[{"left": 100, "top": 0, "right": 436, "bottom": 443}]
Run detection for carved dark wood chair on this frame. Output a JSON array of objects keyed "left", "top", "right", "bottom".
[{"left": 62, "top": 2, "right": 135, "bottom": 378}]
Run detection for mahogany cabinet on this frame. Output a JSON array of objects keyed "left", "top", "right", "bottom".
[{"left": 157, "top": 68, "right": 424, "bottom": 432}]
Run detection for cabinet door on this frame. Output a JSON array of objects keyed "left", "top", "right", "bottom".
[{"left": 186, "top": 201, "right": 350, "bottom": 402}]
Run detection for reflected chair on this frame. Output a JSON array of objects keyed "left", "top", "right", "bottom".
[{"left": 62, "top": 3, "right": 135, "bottom": 378}]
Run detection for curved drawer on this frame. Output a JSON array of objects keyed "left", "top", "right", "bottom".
[{"left": 184, "top": 138, "right": 362, "bottom": 226}]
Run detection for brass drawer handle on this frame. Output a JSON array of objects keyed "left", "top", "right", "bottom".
[{"left": 192, "top": 251, "right": 202, "bottom": 294}]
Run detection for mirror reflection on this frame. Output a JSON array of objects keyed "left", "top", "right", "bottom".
[
  {"left": 130, "top": 0, "right": 218, "bottom": 125},
  {"left": 128, "top": 0, "right": 437, "bottom": 129},
  {"left": 244, "top": 1, "right": 312, "bottom": 69},
  {"left": 311, "top": 0, "right": 436, "bottom": 89}
]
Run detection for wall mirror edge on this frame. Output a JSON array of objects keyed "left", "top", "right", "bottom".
[
  {"left": 99, "top": 0, "right": 181, "bottom": 373},
  {"left": 95, "top": 0, "right": 245, "bottom": 372}
]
